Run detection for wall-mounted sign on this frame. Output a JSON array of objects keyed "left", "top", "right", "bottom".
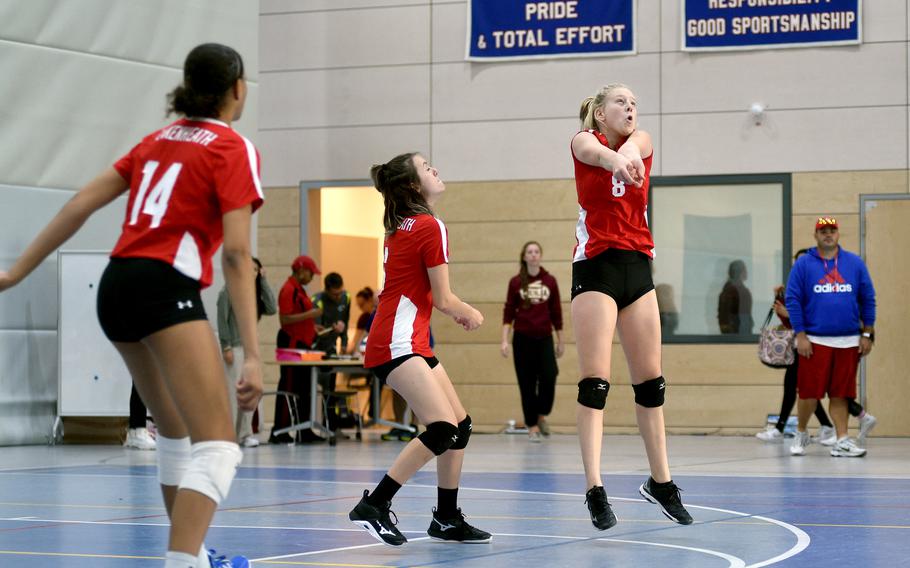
[
  {"left": 467, "top": 0, "right": 635, "bottom": 61},
  {"left": 683, "top": 0, "right": 861, "bottom": 52}
]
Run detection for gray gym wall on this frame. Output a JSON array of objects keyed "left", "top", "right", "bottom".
[{"left": 0, "top": 0, "right": 259, "bottom": 445}]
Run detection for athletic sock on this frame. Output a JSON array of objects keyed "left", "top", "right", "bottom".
[
  {"left": 197, "top": 545, "right": 208, "bottom": 567},
  {"left": 367, "top": 474, "right": 402, "bottom": 506},
  {"left": 164, "top": 551, "right": 198, "bottom": 568},
  {"left": 437, "top": 487, "right": 459, "bottom": 518}
]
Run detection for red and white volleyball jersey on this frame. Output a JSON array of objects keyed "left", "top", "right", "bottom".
[
  {"left": 110, "top": 117, "right": 264, "bottom": 288},
  {"left": 571, "top": 129, "right": 654, "bottom": 261},
  {"left": 364, "top": 214, "right": 449, "bottom": 367}
]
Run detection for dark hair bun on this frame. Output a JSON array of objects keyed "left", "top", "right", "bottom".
[{"left": 167, "top": 43, "right": 244, "bottom": 118}]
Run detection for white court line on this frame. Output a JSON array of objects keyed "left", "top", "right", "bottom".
[
  {"left": 0, "top": 473, "right": 810, "bottom": 565},
  {"left": 233, "top": 482, "right": 808, "bottom": 567},
  {"left": 421, "top": 485, "right": 809, "bottom": 567},
  {"left": 252, "top": 538, "right": 430, "bottom": 563},
  {"left": 603, "top": 538, "right": 745, "bottom": 568},
  {"left": 680, "top": 505, "right": 811, "bottom": 568}
]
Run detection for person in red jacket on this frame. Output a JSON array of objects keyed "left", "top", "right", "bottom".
[
  {"left": 501, "top": 241, "right": 564, "bottom": 442},
  {"left": 269, "top": 255, "right": 324, "bottom": 444}
]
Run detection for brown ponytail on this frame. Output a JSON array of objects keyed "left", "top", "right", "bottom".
[{"left": 371, "top": 152, "right": 435, "bottom": 234}]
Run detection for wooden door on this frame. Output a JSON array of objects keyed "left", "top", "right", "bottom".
[{"left": 862, "top": 196, "right": 910, "bottom": 436}]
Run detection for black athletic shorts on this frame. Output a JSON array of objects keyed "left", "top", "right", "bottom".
[
  {"left": 97, "top": 257, "right": 208, "bottom": 343},
  {"left": 571, "top": 248, "right": 655, "bottom": 309},
  {"left": 369, "top": 354, "right": 440, "bottom": 383}
]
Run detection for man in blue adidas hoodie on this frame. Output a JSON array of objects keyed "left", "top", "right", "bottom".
[{"left": 785, "top": 217, "right": 876, "bottom": 458}]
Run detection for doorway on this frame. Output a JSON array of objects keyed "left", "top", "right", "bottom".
[{"left": 300, "top": 183, "right": 385, "bottom": 346}]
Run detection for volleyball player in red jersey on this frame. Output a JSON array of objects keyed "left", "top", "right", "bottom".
[
  {"left": 0, "top": 44, "right": 262, "bottom": 568},
  {"left": 571, "top": 84, "right": 692, "bottom": 530},
  {"left": 347, "top": 152, "right": 491, "bottom": 547}
]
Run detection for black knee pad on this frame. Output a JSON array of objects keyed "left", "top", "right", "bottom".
[
  {"left": 633, "top": 376, "right": 666, "bottom": 408},
  {"left": 418, "top": 421, "right": 459, "bottom": 455},
  {"left": 449, "top": 415, "right": 472, "bottom": 450},
  {"left": 578, "top": 378, "right": 610, "bottom": 410}
]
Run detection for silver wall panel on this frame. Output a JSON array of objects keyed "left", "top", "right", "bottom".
[
  {"left": 259, "top": 66, "right": 429, "bottom": 129},
  {"left": 0, "top": 331, "right": 57, "bottom": 445},
  {"left": 661, "top": 43, "right": 906, "bottom": 114},
  {"left": 0, "top": 43, "right": 258, "bottom": 190},
  {"left": 260, "top": 6, "right": 430, "bottom": 71},
  {"left": 1, "top": 0, "right": 259, "bottom": 445},
  {"left": 431, "top": 55, "right": 661, "bottom": 123},
  {"left": 0, "top": 0, "right": 258, "bottom": 80},
  {"left": 661, "top": 107, "right": 907, "bottom": 175},
  {"left": 258, "top": 125, "right": 431, "bottom": 186}
]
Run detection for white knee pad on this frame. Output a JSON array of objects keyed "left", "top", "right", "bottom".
[
  {"left": 178, "top": 441, "right": 242, "bottom": 504},
  {"left": 156, "top": 436, "right": 191, "bottom": 486}
]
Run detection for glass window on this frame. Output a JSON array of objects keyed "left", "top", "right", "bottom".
[{"left": 650, "top": 175, "right": 791, "bottom": 343}]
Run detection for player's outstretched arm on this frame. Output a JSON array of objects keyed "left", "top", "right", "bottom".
[{"left": 0, "top": 167, "right": 128, "bottom": 292}]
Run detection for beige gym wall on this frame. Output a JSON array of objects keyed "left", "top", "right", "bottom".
[
  {"left": 426, "top": 171, "right": 910, "bottom": 435},
  {"left": 257, "top": 0, "right": 910, "bottom": 436}
]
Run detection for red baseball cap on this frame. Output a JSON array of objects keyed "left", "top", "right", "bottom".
[
  {"left": 291, "top": 255, "right": 321, "bottom": 274},
  {"left": 815, "top": 217, "right": 838, "bottom": 231}
]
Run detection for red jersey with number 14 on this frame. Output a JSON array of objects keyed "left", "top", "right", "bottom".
[
  {"left": 571, "top": 129, "right": 653, "bottom": 261},
  {"left": 364, "top": 214, "right": 449, "bottom": 368},
  {"left": 111, "top": 117, "right": 264, "bottom": 288}
]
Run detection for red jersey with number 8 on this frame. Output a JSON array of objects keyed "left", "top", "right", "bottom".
[
  {"left": 364, "top": 214, "right": 449, "bottom": 368},
  {"left": 571, "top": 129, "right": 653, "bottom": 261},
  {"left": 110, "top": 117, "right": 263, "bottom": 288}
]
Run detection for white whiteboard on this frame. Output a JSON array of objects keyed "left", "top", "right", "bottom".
[{"left": 58, "top": 251, "right": 131, "bottom": 416}]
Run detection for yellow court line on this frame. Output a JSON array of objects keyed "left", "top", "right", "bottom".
[{"left": 0, "top": 550, "right": 160, "bottom": 560}]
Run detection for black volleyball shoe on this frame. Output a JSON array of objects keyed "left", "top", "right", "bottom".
[
  {"left": 585, "top": 486, "right": 617, "bottom": 530},
  {"left": 639, "top": 477, "right": 694, "bottom": 525},
  {"left": 349, "top": 490, "right": 407, "bottom": 546},
  {"left": 427, "top": 507, "right": 492, "bottom": 543}
]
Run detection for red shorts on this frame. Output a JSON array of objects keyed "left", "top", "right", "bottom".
[{"left": 796, "top": 342, "right": 859, "bottom": 400}]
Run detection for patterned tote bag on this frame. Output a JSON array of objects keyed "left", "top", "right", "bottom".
[{"left": 758, "top": 306, "right": 794, "bottom": 368}]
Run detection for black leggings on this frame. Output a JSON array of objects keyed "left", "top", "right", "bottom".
[
  {"left": 512, "top": 332, "right": 558, "bottom": 427},
  {"left": 129, "top": 385, "right": 147, "bottom": 429},
  {"left": 775, "top": 357, "right": 864, "bottom": 432}
]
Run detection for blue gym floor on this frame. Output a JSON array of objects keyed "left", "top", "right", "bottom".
[{"left": 0, "top": 435, "right": 907, "bottom": 566}]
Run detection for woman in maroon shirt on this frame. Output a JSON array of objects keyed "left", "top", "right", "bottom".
[{"left": 501, "top": 241, "right": 564, "bottom": 442}]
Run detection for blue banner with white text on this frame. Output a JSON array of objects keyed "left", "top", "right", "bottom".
[
  {"left": 467, "top": 0, "right": 635, "bottom": 61},
  {"left": 683, "top": 0, "right": 861, "bottom": 51}
]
